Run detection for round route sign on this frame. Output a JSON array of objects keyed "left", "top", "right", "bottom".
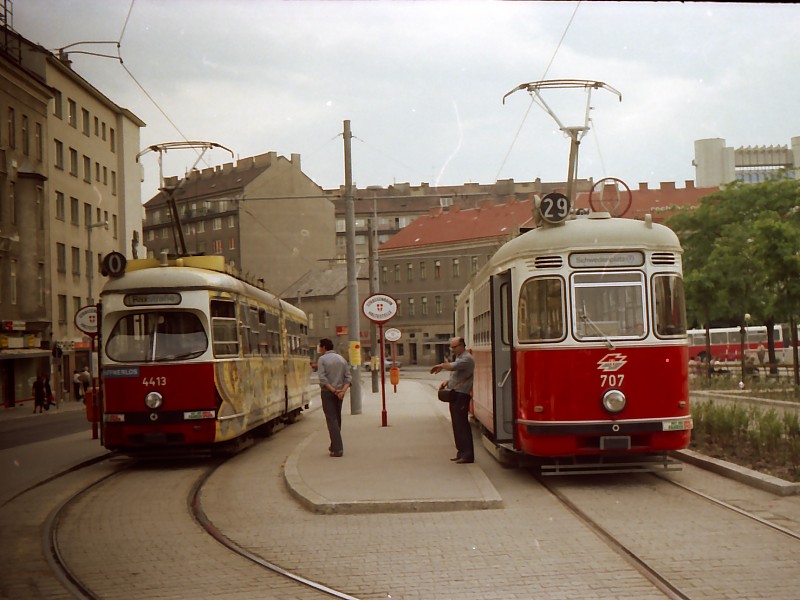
[
  {"left": 362, "top": 294, "right": 398, "bottom": 324},
  {"left": 75, "top": 305, "right": 98, "bottom": 336},
  {"left": 384, "top": 327, "right": 402, "bottom": 342}
]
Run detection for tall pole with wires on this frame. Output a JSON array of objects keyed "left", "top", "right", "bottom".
[{"left": 343, "top": 120, "right": 362, "bottom": 414}]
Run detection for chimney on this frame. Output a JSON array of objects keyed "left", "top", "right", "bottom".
[
  {"left": 685, "top": 180, "right": 695, "bottom": 189},
  {"left": 660, "top": 181, "right": 675, "bottom": 191},
  {"left": 638, "top": 182, "right": 649, "bottom": 191},
  {"left": 291, "top": 153, "right": 301, "bottom": 170}
]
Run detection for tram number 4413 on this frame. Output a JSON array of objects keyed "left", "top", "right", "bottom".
[
  {"left": 142, "top": 376, "right": 167, "bottom": 386},
  {"left": 600, "top": 374, "right": 624, "bottom": 387}
]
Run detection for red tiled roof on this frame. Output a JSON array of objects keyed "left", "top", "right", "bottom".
[{"left": 379, "top": 199, "right": 534, "bottom": 251}]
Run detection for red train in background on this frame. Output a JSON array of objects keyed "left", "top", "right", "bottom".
[
  {"left": 456, "top": 205, "right": 692, "bottom": 474},
  {"left": 99, "top": 254, "right": 312, "bottom": 455}
]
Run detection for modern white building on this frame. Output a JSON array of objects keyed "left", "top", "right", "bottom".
[{"left": 694, "top": 137, "right": 800, "bottom": 187}]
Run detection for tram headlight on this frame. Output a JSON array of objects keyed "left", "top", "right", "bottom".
[
  {"left": 601, "top": 389, "right": 626, "bottom": 414},
  {"left": 145, "top": 391, "right": 163, "bottom": 410}
]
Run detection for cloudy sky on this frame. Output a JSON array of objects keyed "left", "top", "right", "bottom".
[{"left": 14, "top": 1, "right": 800, "bottom": 201}]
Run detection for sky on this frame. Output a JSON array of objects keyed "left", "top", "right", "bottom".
[{"left": 13, "top": 1, "right": 800, "bottom": 202}]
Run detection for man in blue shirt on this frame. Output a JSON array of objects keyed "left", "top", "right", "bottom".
[
  {"left": 316, "top": 338, "right": 351, "bottom": 457},
  {"left": 430, "top": 337, "right": 475, "bottom": 463}
]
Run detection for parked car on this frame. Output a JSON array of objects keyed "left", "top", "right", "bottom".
[{"left": 364, "top": 358, "right": 401, "bottom": 371}]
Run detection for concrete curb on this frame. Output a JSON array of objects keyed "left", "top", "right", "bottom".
[
  {"left": 283, "top": 430, "right": 503, "bottom": 515},
  {"left": 673, "top": 449, "right": 800, "bottom": 496}
]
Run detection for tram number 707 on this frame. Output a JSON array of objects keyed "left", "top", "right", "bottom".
[{"left": 600, "top": 374, "right": 624, "bottom": 387}]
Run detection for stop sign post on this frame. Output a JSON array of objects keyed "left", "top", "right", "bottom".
[{"left": 361, "top": 294, "right": 398, "bottom": 426}]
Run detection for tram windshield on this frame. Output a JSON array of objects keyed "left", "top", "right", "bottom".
[
  {"left": 572, "top": 272, "right": 645, "bottom": 340},
  {"left": 105, "top": 311, "right": 208, "bottom": 362}
]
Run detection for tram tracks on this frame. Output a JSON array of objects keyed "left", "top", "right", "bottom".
[
  {"left": 39, "top": 440, "right": 359, "bottom": 599},
  {"left": 534, "top": 471, "right": 800, "bottom": 599}
]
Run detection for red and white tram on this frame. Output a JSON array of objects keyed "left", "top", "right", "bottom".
[
  {"left": 99, "top": 254, "right": 311, "bottom": 454},
  {"left": 457, "top": 208, "right": 692, "bottom": 473}
]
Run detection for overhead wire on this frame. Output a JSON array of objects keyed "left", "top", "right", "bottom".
[{"left": 494, "top": 1, "right": 582, "bottom": 181}]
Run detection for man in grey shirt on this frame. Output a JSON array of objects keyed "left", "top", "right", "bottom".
[
  {"left": 316, "top": 338, "right": 351, "bottom": 457},
  {"left": 430, "top": 336, "right": 475, "bottom": 463}
]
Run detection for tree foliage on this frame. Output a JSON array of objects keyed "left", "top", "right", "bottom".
[{"left": 667, "top": 177, "right": 800, "bottom": 330}]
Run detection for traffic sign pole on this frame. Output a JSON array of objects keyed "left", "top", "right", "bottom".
[{"left": 362, "top": 294, "right": 398, "bottom": 427}]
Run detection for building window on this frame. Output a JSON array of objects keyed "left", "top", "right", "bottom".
[
  {"left": 101, "top": 122, "right": 106, "bottom": 140},
  {"left": 435, "top": 295, "right": 442, "bottom": 315},
  {"left": 227, "top": 215, "right": 235, "bottom": 228},
  {"left": 197, "top": 220, "right": 205, "bottom": 233},
  {"left": 54, "top": 91, "right": 63, "bottom": 118},
  {"left": 408, "top": 298, "right": 415, "bottom": 316},
  {"left": 94, "top": 116, "right": 99, "bottom": 135},
  {"left": 54, "top": 140, "right": 64, "bottom": 169},
  {"left": 7, "top": 108, "right": 15, "bottom": 149},
  {"left": 419, "top": 261, "right": 426, "bottom": 280},
  {"left": 394, "top": 264, "right": 400, "bottom": 283},
  {"left": 212, "top": 217, "right": 222, "bottom": 230},
  {"left": 82, "top": 108, "right": 90, "bottom": 136},
  {"left": 56, "top": 243, "right": 66, "bottom": 273},
  {"left": 407, "top": 263, "right": 413, "bottom": 282},
  {"left": 95, "top": 162, "right": 100, "bottom": 181},
  {"left": 381, "top": 266, "right": 387, "bottom": 284},
  {"left": 68, "top": 99, "right": 77, "bottom": 127},
  {"left": 56, "top": 192, "right": 65, "bottom": 221},
  {"left": 71, "top": 247, "right": 80, "bottom": 275},
  {"left": 452, "top": 258, "right": 460, "bottom": 277},
  {"left": 72, "top": 296, "right": 81, "bottom": 317},
  {"left": 103, "top": 166, "right": 107, "bottom": 184},
  {"left": 323, "top": 311, "right": 330, "bottom": 329},
  {"left": 336, "top": 219, "right": 346, "bottom": 233},
  {"left": 229, "top": 237, "right": 236, "bottom": 250},
  {"left": 434, "top": 260, "right": 441, "bottom": 280},
  {"left": 112, "top": 214, "right": 118, "bottom": 239},
  {"left": 421, "top": 296, "right": 428, "bottom": 316},
  {"left": 110, "top": 128, "right": 115, "bottom": 152},
  {"left": 58, "top": 295, "right": 67, "bottom": 324},
  {"left": 111, "top": 171, "right": 116, "bottom": 195},
  {"left": 21, "top": 115, "right": 28, "bottom": 155},
  {"left": 471, "top": 256, "right": 479, "bottom": 275},
  {"left": 35, "top": 122, "right": 43, "bottom": 161},
  {"left": 84, "top": 203, "right": 91, "bottom": 227},
  {"left": 83, "top": 156, "right": 91, "bottom": 182},
  {"left": 70, "top": 197, "right": 79, "bottom": 224},
  {"left": 69, "top": 148, "right": 78, "bottom": 176},
  {"left": 213, "top": 239, "right": 223, "bottom": 253}
]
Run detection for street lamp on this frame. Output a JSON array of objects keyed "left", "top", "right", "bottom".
[{"left": 86, "top": 218, "right": 109, "bottom": 305}]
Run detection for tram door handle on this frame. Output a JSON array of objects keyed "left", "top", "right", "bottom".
[{"left": 497, "top": 369, "right": 512, "bottom": 388}]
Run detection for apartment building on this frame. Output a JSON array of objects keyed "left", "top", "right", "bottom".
[
  {"left": 142, "top": 152, "right": 335, "bottom": 300},
  {"left": 0, "top": 24, "right": 144, "bottom": 404}
]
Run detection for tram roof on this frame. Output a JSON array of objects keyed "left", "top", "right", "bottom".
[{"left": 490, "top": 213, "right": 682, "bottom": 265}]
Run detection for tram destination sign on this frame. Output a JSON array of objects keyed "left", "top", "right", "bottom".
[{"left": 570, "top": 252, "right": 644, "bottom": 269}]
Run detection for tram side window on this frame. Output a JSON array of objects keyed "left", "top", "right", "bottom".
[
  {"left": 211, "top": 299, "right": 239, "bottom": 357},
  {"left": 653, "top": 275, "right": 687, "bottom": 337},
  {"left": 572, "top": 272, "right": 645, "bottom": 340},
  {"left": 517, "top": 277, "right": 565, "bottom": 342}
]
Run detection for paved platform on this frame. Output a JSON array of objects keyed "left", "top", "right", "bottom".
[{"left": 284, "top": 378, "right": 503, "bottom": 514}]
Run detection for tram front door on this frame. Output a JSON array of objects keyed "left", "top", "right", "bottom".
[{"left": 490, "top": 271, "right": 514, "bottom": 444}]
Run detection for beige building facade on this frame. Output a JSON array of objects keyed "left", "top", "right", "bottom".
[{"left": 0, "top": 25, "right": 144, "bottom": 404}]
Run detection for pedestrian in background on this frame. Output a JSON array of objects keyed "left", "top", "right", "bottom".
[
  {"left": 73, "top": 369, "right": 83, "bottom": 402},
  {"left": 316, "top": 338, "right": 351, "bottom": 458},
  {"left": 32, "top": 374, "right": 51, "bottom": 414},
  {"left": 80, "top": 366, "right": 91, "bottom": 394},
  {"left": 430, "top": 336, "right": 475, "bottom": 464}
]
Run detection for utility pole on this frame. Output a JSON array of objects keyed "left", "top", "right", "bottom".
[{"left": 343, "top": 120, "right": 362, "bottom": 414}]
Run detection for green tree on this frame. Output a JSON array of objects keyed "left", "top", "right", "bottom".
[{"left": 667, "top": 177, "right": 800, "bottom": 376}]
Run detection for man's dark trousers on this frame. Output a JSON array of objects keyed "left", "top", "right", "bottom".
[
  {"left": 321, "top": 390, "right": 344, "bottom": 454},
  {"left": 449, "top": 391, "right": 473, "bottom": 460}
]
